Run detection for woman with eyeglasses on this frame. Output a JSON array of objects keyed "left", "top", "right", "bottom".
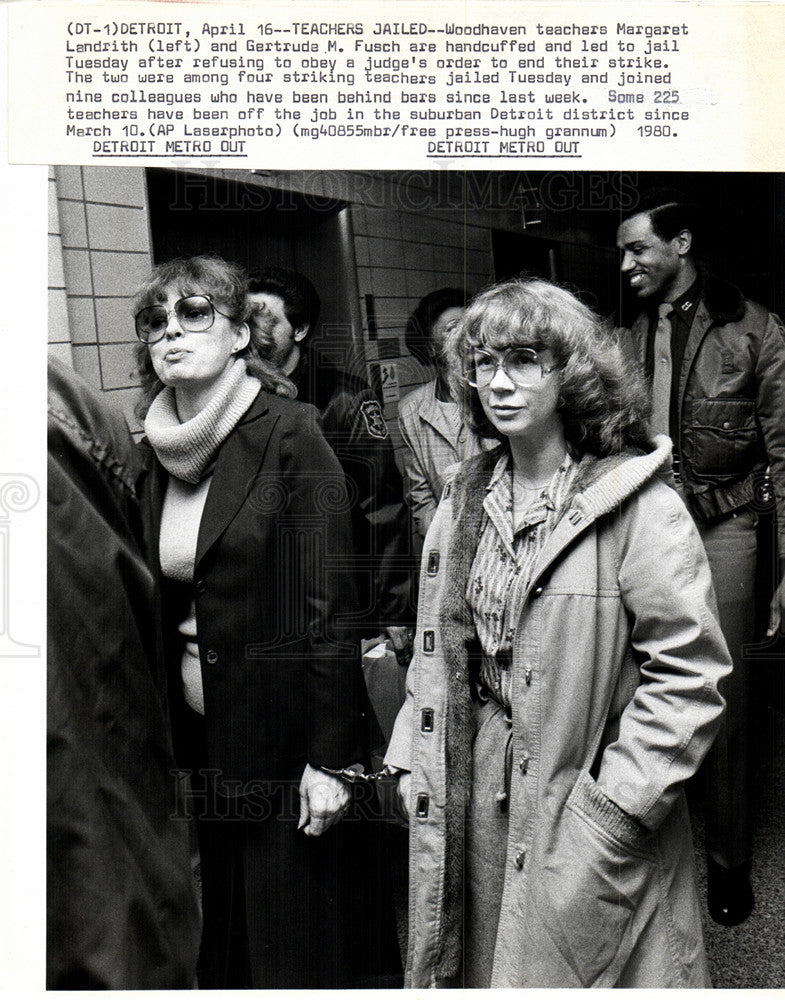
[
  {"left": 399, "top": 288, "right": 490, "bottom": 544},
  {"left": 133, "top": 255, "right": 365, "bottom": 989},
  {"left": 385, "top": 278, "right": 732, "bottom": 988}
]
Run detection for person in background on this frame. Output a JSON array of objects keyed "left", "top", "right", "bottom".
[
  {"left": 398, "top": 288, "right": 488, "bottom": 544},
  {"left": 247, "top": 265, "right": 413, "bottom": 646},
  {"left": 617, "top": 190, "right": 785, "bottom": 925},
  {"left": 247, "top": 264, "right": 408, "bottom": 984},
  {"left": 47, "top": 356, "right": 200, "bottom": 989},
  {"left": 133, "top": 255, "right": 365, "bottom": 989},
  {"left": 385, "top": 278, "right": 731, "bottom": 988}
]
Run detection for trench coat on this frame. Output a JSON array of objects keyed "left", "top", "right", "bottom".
[
  {"left": 386, "top": 436, "right": 732, "bottom": 988},
  {"left": 398, "top": 378, "right": 486, "bottom": 542}
]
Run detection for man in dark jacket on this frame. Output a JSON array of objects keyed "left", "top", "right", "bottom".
[
  {"left": 247, "top": 266, "right": 413, "bottom": 644},
  {"left": 617, "top": 191, "right": 785, "bottom": 926},
  {"left": 246, "top": 266, "right": 410, "bottom": 984},
  {"left": 47, "top": 358, "right": 201, "bottom": 987}
]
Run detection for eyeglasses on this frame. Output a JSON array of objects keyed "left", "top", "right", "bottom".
[
  {"left": 134, "top": 294, "right": 233, "bottom": 344},
  {"left": 465, "top": 347, "right": 565, "bottom": 388}
]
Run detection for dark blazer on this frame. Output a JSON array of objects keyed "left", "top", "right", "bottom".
[{"left": 139, "top": 389, "right": 364, "bottom": 788}]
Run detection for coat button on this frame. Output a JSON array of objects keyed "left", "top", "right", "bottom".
[
  {"left": 532, "top": 585, "right": 543, "bottom": 598},
  {"left": 722, "top": 421, "right": 731, "bottom": 429},
  {"left": 415, "top": 793, "right": 429, "bottom": 819},
  {"left": 519, "top": 757, "right": 530, "bottom": 775},
  {"left": 195, "top": 579, "right": 206, "bottom": 594},
  {"left": 514, "top": 849, "right": 526, "bottom": 870},
  {"left": 524, "top": 668, "right": 532, "bottom": 685},
  {"left": 205, "top": 649, "right": 218, "bottom": 665}
]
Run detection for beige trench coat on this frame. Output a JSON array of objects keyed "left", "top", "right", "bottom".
[{"left": 386, "top": 437, "right": 731, "bottom": 988}]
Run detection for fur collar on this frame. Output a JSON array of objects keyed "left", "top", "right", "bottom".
[{"left": 701, "top": 273, "right": 746, "bottom": 326}]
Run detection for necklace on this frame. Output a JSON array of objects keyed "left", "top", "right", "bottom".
[{"left": 513, "top": 473, "right": 551, "bottom": 496}]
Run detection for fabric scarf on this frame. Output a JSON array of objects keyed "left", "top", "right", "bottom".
[{"left": 144, "top": 358, "right": 261, "bottom": 484}]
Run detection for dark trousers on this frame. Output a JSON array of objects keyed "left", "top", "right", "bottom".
[
  {"left": 698, "top": 509, "right": 757, "bottom": 869},
  {"left": 182, "top": 709, "right": 401, "bottom": 989}
]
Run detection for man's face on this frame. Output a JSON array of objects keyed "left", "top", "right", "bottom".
[
  {"left": 616, "top": 212, "right": 685, "bottom": 301},
  {"left": 248, "top": 291, "right": 307, "bottom": 374}
]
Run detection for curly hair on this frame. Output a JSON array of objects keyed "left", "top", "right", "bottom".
[
  {"left": 405, "top": 287, "right": 468, "bottom": 366},
  {"left": 133, "top": 255, "right": 295, "bottom": 418},
  {"left": 442, "top": 277, "right": 652, "bottom": 457}
]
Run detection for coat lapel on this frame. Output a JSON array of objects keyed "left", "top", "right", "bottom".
[
  {"left": 419, "top": 382, "right": 461, "bottom": 446},
  {"left": 195, "top": 393, "right": 277, "bottom": 566},
  {"left": 677, "top": 301, "right": 713, "bottom": 421}
]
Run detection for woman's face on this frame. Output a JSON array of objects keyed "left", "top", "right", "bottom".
[
  {"left": 474, "top": 342, "right": 563, "bottom": 443},
  {"left": 146, "top": 285, "right": 249, "bottom": 392},
  {"left": 430, "top": 306, "right": 464, "bottom": 354}
]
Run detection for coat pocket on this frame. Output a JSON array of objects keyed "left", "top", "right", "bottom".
[
  {"left": 524, "top": 772, "right": 655, "bottom": 986},
  {"left": 685, "top": 397, "right": 759, "bottom": 479}
]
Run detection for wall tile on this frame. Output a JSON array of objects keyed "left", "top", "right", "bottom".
[
  {"left": 48, "top": 289, "right": 70, "bottom": 344},
  {"left": 72, "top": 344, "right": 102, "bottom": 388},
  {"left": 48, "top": 179, "right": 60, "bottom": 235},
  {"left": 49, "top": 234, "right": 66, "bottom": 289},
  {"left": 367, "top": 237, "right": 406, "bottom": 270},
  {"left": 67, "top": 297, "right": 98, "bottom": 344},
  {"left": 58, "top": 199, "right": 89, "bottom": 248},
  {"left": 353, "top": 235, "right": 370, "bottom": 267},
  {"left": 48, "top": 343, "right": 74, "bottom": 368},
  {"left": 96, "top": 297, "right": 136, "bottom": 343},
  {"left": 86, "top": 204, "right": 150, "bottom": 253},
  {"left": 83, "top": 166, "right": 147, "bottom": 207},
  {"left": 62, "top": 248, "right": 92, "bottom": 295},
  {"left": 99, "top": 342, "right": 140, "bottom": 390},
  {"left": 54, "top": 166, "right": 84, "bottom": 200},
  {"left": 371, "top": 268, "right": 408, "bottom": 298},
  {"left": 403, "top": 240, "right": 434, "bottom": 272},
  {"left": 90, "top": 251, "right": 151, "bottom": 296}
]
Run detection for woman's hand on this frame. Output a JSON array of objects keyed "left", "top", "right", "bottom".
[{"left": 298, "top": 764, "right": 351, "bottom": 837}]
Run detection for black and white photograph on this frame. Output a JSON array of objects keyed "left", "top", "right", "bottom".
[{"left": 43, "top": 166, "right": 785, "bottom": 989}]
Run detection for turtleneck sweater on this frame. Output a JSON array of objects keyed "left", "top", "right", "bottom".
[{"left": 145, "top": 359, "right": 261, "bottom": 714}]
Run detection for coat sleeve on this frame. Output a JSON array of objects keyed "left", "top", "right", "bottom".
[
  {"left": 595, "top": 480, "right": 732, "bottom": 831},
  {"left": 279, "top": 405, "right": 365, "bottom": 769},
  {"left": 398, "top": 396, "right": 438, "bottom": 543},
  {"left": 323, "top": 386, "right": 413, "bottom": 630},
  {"left": 754, "top": 309, "right": 785, "bottom": 560}
]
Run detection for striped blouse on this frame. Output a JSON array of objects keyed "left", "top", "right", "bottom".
[{"left": 467, "top": 448, "right": 577, "bottom": 707}]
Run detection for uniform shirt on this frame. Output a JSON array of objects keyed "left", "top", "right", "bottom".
[
  {"left": 644, "top": 276, "right": 701, "bottom": 443},
  {"left": 467, "top": 450, "right": 576, "bottom": 706}
]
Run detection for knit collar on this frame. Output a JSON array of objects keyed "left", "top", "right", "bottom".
[{"left": 144, "top": 358, "right": 261, "bottom": 483}]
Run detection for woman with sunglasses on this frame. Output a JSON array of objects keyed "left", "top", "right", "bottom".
[
  {"left": 399, "top": 288, "right": 490, "bottom": 545},
  {"left": 133, "top": 255, "right": 364, "bottom": 989},
  {"left": 385, "top": 278, "right": 732, "bottom": 988}
]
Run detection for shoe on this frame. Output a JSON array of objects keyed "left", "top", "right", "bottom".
[{"left": 707, "top": 857, "right": 755, "bottom": 926}]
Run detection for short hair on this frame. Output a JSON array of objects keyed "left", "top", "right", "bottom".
[
  {"left": 405, "top": 287, "right": 468, "bottom": 365},
  {"left": 623, "top": 187, "right": 699, "bottom": 249},
  {"left": 133, "top": 255, "right": 294, "bottom": 418},
  {"left": 443, "top": 278, "right": 651, "bottom": 456},
  {"left": 246, "top": 266, "right": 321, "bottom": 342}
]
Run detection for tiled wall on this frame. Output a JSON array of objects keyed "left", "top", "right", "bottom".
[
  {"left": 51, "top": 166, "right": 153, "bottom": 431},
  {"left": 49, "top": 167, "right": 495, "bottom": 444}
]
